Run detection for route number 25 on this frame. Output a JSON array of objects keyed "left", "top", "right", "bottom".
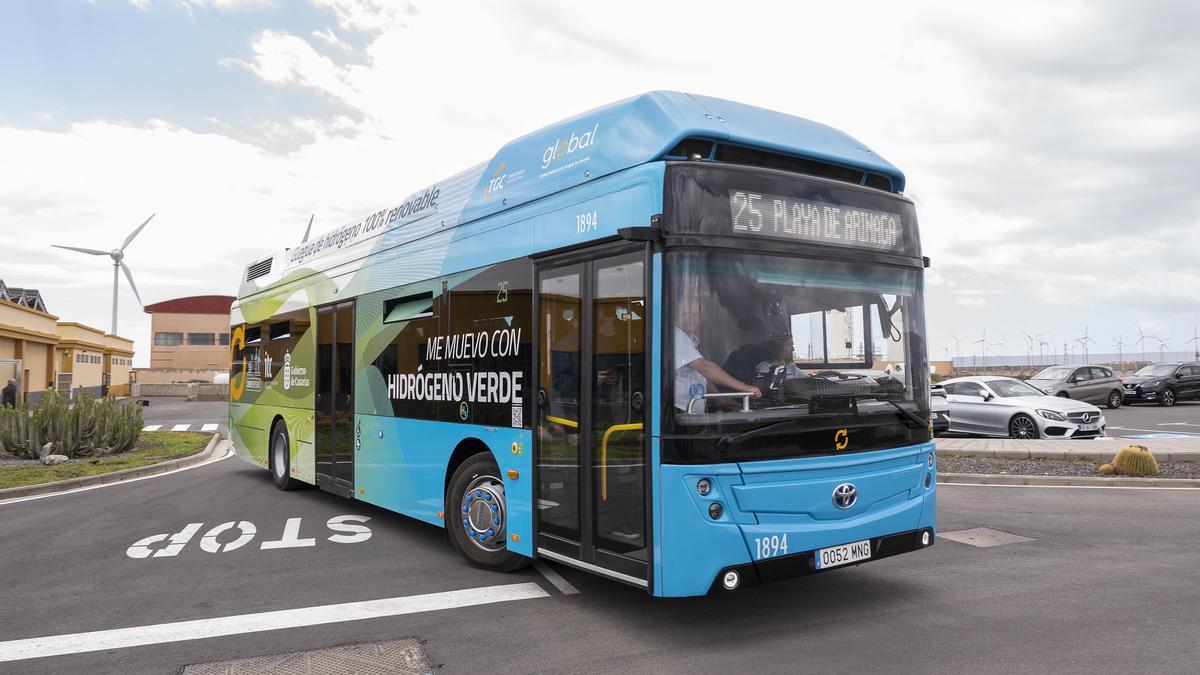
[{"left": 755, "top": 534, "right": 788, "bottom": 560}]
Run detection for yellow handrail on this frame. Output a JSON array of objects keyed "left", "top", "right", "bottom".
[
  {"left": 600, "top": 423, "right": 643, "bottom": 500},
  {"left": 545, "top": 415, "right": 578, "bottom": 429}
]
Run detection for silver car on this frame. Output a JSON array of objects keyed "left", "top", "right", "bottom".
[
  {"left": 941, "top": 376, "right": 1106, "bottom": 439},
  {"left": 1026, "top": 365, "right": 1124, "bottom": 409}
]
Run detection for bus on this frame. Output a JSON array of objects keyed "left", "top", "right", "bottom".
[{"left": 229, "top": 91, "right": 935, "bottom": 597}]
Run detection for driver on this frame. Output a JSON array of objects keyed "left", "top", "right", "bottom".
[
  {"left": 753, "top": 336, "right": 806, "bottom": 381},
  {"left": 675, "top": 295, "right": 761, "bottom": 412}
]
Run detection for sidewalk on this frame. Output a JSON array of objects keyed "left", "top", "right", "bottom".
[{"left": 935, "top": 437, "right": 1200, "bottom": 462}]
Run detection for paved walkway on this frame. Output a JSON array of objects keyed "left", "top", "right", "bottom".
[{"left": 936, "top": 437, "right": 1200, "bottom": 462}]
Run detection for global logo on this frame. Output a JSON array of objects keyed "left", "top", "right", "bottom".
[
  {"left": 541, "top": 122, "right": 599, "bottom": 169},
  {"left": 459, "top": 401, "right": 469, "bottom": 421},
  {"left": 283, "top": 352, "right": 292, "bottom": 390}
]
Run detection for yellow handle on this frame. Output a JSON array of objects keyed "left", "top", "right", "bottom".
[
  {"left": 545, "top": 415, "right": 578, "bottom": 429},
  {"left": 600, "top": 423, "right": 643, "bottom": 501}
]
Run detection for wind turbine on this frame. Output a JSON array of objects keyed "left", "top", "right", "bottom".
[
  {"left": 1022, "top": 332, "right": 1037, "bottom": 369},
  {"left": 1036, "top": 334, "right": 1051, "bottom": 366},
  {"left": 974, "top": 330, "right": 989, "bottom": 370},
  {"left": 1154, "top": 336, "right": 1171, "bottom": 362},
  {"left": 1135, "top": 326, "right": 1154, "bottom": 366},
  {"left": 301, "top": 214, "right": 315, "bottom": 243},
  {"left": 1114, "top": 335, "right": 1128, "bottom": 373},
  {"left": 950, "top": 333, "right": 965, "bottom": 364},
  {"left": 1187, "top": 325, "right": 1200, "bottom": 361},
  {"left": 1074, "top": 326, "right": 1097, "bottom": 365},
  {"left": 52, "top": 214, "right": 154, "bottom": 335}
]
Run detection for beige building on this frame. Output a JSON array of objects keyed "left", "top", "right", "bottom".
[
  {"left": 141, "top": 295, "right": 234, "bottom": 383},
  {"left": 1, "top": 280, "right": 136, "bottom": 403}
]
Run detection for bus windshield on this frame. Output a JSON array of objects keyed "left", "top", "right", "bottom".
[{"left": 669, "top": 250, "right": 928, "bottom": 436}]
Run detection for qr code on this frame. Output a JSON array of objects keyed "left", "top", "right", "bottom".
[{"left": 511, "top": 405, "right": 524, "bottom": 428}]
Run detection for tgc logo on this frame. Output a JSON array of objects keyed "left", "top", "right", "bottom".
[
  {"left": 541, "top": 122, "right": 599, "bottom": 168},
  {"left": 484, "top": 163, "right": 508, "bottom": 200}
]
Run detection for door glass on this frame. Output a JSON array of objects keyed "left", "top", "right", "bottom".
[
  {"left": 591, "top": 254, "right": 646, "bottom": 560},
  {"left": 333, "top": 305, "right": 354, "bottom": 485},
  {"left": 538, "top": 267, "right": 583, "bottom": 543},
  {"left": 315, "top": 310, "right": 334, "bottom": 478}
]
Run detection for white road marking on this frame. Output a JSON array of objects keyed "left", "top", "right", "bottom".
[
  {"left": 1106, "top": 426, "right": 1200, "bottom": 436},
  {"left": 1159, "top": 422, "right": 1200, "bottom": 427},
  {"left": 201, "top": 423, "right": 219, "bottom": 432},
  {"left": 171, "top": 424, "right": 192, "bottom": 432},
  {"left": 0, "top": 446, "right": 233, "bottom": 507},
  {"left": 940, "top": 527, "right": 1034, "bottom": 547},
  {"left": 940, "top": 482, "right": 1200, "bottom": 491},
  {"left": 142, "top": 425, "right": 162, "bottom": 432},
  {"left": 0, "top": 582, "right": 549, "bottom": 663},
  {"left": 534, "top": 561, "right": 580, "bottom": 595}
]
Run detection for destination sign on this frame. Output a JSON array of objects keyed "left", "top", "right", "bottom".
[{"left": 728, "top": 190, "right": 903, "bottom": 251}]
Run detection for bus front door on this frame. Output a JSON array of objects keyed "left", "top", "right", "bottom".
[
  {"left": 535, "top": 248, "right": 649, "bottom": 587},
  {"left": 315, "top": 301, "right": 355, "bottom": 497}
]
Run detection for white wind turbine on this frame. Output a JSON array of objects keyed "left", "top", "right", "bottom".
[
  {"left": 52, "top": 214, "right": 154, "bottom": 335},
  {"left": 1074, "top": 326, "right": 1097, "bottom": 365}
]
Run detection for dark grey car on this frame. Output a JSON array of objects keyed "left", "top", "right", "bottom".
[{"left": 1027, "top": 365, "right": 1124, "bottom": 409}]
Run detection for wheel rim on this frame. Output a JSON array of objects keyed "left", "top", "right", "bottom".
[
  {"left": 1164, "top": 390, "right": 1176, "bottom": 406},
  {"left": 272, "top": 433, "right": 287, "bottom": 479},
  {"left": 1011, "top": 416, "right": 1036, "bottom": 439},
  {"left": 460, "top": 474, "right": 506, "bottom": 552},
  {"left": 1110, "top": 392, "right": 1121, "bottom": 407}
]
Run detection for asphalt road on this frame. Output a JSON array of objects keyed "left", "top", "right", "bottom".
[
  {"left": 137, "top": 397, "right": 227, "bottom": 435},
  {"left": 1104, "top": 400, "right": 1200, "bottom": 438},
  {"left": 2, "top": 452, "right": 1198, "bottom": 673}
]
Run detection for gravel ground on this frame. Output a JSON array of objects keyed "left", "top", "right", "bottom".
[{"left": 938, "top": 454, "right": 1200, "bottom": 480}]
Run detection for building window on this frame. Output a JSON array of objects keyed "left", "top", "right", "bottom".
[
  {"left": 219, "top": 333, "right": 230, "bottom": 346},
  {"left": 155, "top": 332, "right": 184, "bottom": 346},
  {"left": 188, "top": 333, "right": 216, "bottom": 346}
]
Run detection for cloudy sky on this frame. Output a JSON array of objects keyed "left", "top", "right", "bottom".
[{"left": 2, "top": 0, "right": 1197, "bottom": 367}]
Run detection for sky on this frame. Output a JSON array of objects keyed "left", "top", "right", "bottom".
[{"left": 1, "top": 0, "right": 1198, "bottom": 368}]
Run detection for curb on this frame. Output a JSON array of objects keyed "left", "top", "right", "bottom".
[
  {"left": 936, "top": 446, "right": 1200, "bottom": 463},
  {"left": 938, "top": 472, "right": 1200, "bottom": 488},
  {"left": 0, "top": 433, "right": 223, "bottom": 502}
]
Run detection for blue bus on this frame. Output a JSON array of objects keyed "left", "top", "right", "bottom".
[{"left": 229, "top": 91, "right": 935, "bottom": 597}]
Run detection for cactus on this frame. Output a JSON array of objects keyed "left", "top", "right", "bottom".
[
  {"left": 1111, "top": 445, "right": 1159, "bottom": 477},
  {"left": 0, "top": 391, "right": 142, "bottom": 459},
  {"left": 1098, "top": 463, "right": 1116, "bottom": 475}
]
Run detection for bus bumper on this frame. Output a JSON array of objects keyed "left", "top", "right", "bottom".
[{"left": 657, "top": 442, "right": 937, "bottom": 597}]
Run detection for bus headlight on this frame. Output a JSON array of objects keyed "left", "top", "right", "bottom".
[
  {"left": 709, "top": 502, "right": 723, "bottom": 520},
  {"left": 696, "top": 478, "right": 712, "bottom": 496}
]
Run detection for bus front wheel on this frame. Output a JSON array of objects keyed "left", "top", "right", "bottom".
[
  {"left": 446, "top": 453, "right": 529, "bottom": 572},
  {"left": 270, "top": 422, "right": 301, "bottom": 491}
]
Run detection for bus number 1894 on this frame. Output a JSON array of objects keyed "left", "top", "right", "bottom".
[{"left": 755, "top": 534, "right": 788, "bottom": 560}]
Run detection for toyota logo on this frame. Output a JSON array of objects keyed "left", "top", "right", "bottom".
[
  {"left": 832, "top": 483, "right": 858, "bottom": 510},
  {"left": 1081, "top": 412, "right": 1093, "bottom": 423}
]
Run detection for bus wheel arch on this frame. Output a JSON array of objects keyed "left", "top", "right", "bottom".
[
  {"left": 444, "top": 440, "right": 528, "bottom": 572},
  {"left": 268, "top": 416, "right": 300, "bottom": 491}
]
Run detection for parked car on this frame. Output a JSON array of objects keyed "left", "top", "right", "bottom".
[
  {"left": 1027, "top": 364, "right": 1124, "bottom": 409},
  {"left": 1122, "top": 362, "right": 1200, "bottom": 407},
  {"left": 931, "top": 384, "right": 950, "bottom": 435},
  {"left": 941, "top": 376, "right": 1106, "bottom": 439}
]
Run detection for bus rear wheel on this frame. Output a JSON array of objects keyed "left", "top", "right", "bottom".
[
  {"left": 270, "top": 422, "right": 301, "bottom": 491},
  {"left": 446, "top": 453, "right": 529, "bottom": 572}
]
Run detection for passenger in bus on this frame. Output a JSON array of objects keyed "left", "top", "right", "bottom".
[{"left": 675, "top": 299, "right": 760, "bottom": 412}]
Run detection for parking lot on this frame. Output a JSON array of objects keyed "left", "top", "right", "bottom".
[
  {"left": 1104, "top": 400, "right": 1200, "bottom": 438},
  {"left": 2, "top": 418, "right": 1198, "bottom": 673}
]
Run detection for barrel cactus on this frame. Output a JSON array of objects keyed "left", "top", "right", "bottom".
[{"left": 1111, "top": 445, "right": 1159, "bottom": 477}]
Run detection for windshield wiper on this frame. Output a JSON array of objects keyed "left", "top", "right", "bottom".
[
  {"left": 716, "top": 420, "right": 807, "bottom": 450},
  {"left": 808, "top": 394, "right": 929, "bottom": 430}
]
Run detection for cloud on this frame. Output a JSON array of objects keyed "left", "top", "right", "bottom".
[
  {"left": 311, "top": 0, "right": 417, "bottom": 34},
  {"left": 220, "top": 30, "right": 361, "bottom": 104}
]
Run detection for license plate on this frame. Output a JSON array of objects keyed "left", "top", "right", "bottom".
[
  {"left": 1079, "top": 423, "right": 1099, "bottom": 431},
  {"left": 815, "top": 539, "right": 871, "bottom": 569}
]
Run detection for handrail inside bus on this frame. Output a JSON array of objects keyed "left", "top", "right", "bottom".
[
  {"left": 544, "top": 416, "right": 642, "bottom": 501},
  {"left": 601, "top": 423, "right": 643, "bottom": 501}
]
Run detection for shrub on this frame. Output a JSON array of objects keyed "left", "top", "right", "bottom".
[{"left": 0, "top": 391, "right": 143, "bottom": 459}]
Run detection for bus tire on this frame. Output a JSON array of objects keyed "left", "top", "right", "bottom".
[
  {"left": 270, "top": 421, "right": 301, "bottom": 491},
  {"left": 446, "top": 452, "right": 529, "bottom": 572}
]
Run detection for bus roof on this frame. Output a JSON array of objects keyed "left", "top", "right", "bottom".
[{"left": 238, "top": 91, "right": 905, "bottom": 298}]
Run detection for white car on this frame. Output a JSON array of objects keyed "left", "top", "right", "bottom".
[
  {"left": 931, "top": 384, "right": 950, "bottom": 435},
  {"left": 941, "top": 376, "right": 1106, "bottom": 439}
]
